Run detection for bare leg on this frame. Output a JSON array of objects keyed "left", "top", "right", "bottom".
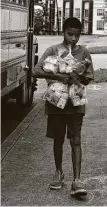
[
  {"left": 53, "top": 138, "right": 64, "bottom": 173},
  {"left": 70, "top": 139, "right": 82, "bottom": 181},
  {"left": 49, "top": 138, "right": 65, "bottom": 189},
  {"left": 70, "top": 139, "right": 87, "bottom": 196}
]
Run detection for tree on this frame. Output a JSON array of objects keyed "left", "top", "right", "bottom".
[
  {"left": 103, "top": 0, "right": 107, "bottom": 34},
  {"left": 34, "top": 8, "right": 44, "bottom": 34},
  {"left": 34, "top": 3, "right": 50, "bottom": 34},
  {"left": 103, "top": 0, "right": 107, "bottom": 23}
]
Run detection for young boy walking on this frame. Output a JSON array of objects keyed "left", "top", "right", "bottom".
[{"left": 33, "top": 17, "right": 94, "bottom": 197}]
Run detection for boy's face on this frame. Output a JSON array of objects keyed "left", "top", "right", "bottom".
[{"left": 64, "top": 27, "right": 81, "bottom": 48}]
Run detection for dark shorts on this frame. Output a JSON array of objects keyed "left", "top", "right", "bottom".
[{"left": 46, "top": 113, "right": 83, "bottom": 140}]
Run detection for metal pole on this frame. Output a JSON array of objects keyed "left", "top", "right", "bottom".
[
  {"left": 70, "top": 0, "right": 74, "bottom": 17},
  {"left": 49, "top": 0, "right": 52, "bottom": 35},
  {"left": 56, "top": 0, "right": 59, "bottom": 35},
  {"left": 27, "top": 0, "right": 34, "bottom": 86}
]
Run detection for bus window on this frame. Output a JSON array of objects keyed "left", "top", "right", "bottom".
[{"left": 8, "top": 0, "right": 27, "bottom": 6}]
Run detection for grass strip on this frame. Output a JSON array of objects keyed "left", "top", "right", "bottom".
[
  {"left": 88, "top": 46, "right": 107, "bottom": 54},
  {"left": 92, "top": 69, "right": 107, "bottom": 83}
]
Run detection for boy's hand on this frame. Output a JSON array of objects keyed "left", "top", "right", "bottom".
[
  {"left": 62, "top": 77, "right": 70, "bottom": 84},
  {"left": 72, "top": 62, "right": 86, "bottom": 75},
  {"left": 67, "top": 72, "right": 81, "bottom": 85}
]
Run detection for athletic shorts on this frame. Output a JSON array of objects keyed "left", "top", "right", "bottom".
[{"left": 46, "top": 113, "right": 83, "bottom": 139}]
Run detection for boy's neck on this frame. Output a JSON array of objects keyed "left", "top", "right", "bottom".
[
  {"left": 72, "top": 44, "right": 79, "bottom": 52},
  {"left": 66, "top": 43, "right": 79, "bottom": 53},
  {"left": 63, "top": 41, "right": 78, "bottom": 50}
]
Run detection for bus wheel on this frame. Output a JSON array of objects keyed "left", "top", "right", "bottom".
[
  {"left": 16, "top": 83, "right": 34, "bottom": 109},
  {"left": 25, "top": 85, "right": 34, "bottom": 108},
  {"left": 1, "top": 95, "right": 9, "bottom": 106}
]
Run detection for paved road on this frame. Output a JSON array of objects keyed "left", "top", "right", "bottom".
[
  {"left": 37, "top": 35, "right": 107, "bottom": 70},
  {"left": 92, "top": 54, "right": 107, "bottom": 70},
  {"left": 1, "top": 99, "right": 37, "bottom": 144},
  {"left": 2, "top": 35, "right": 107, "bottom": 143},
  {"left": 1, "top": 35, "right": 107, "bottom": 206},
  {"left": 1, "top": 83, "right": 107, "bottom": 206}
]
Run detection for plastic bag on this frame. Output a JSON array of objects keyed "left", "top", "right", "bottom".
[
  {"left": 69, "top": 84, "right": 88, "bottom": 106},
  {"left": 43, "top": 82, "right": 68, "bottom": 109},
  {"left": 58, "top": 45, "right": 91, "bottom": 75},
  {"left": 43, "top": 48, "right": 90, "bottom": 108},
  {"left": 73, "top": 58, "right": 91, "bottom": 75},
  {"left": 58, "top": 52, "right": 78, "bottom": 74},
  {"left": 43, "top": 56, "right": 59, "bottom": 74},
  {"left": 58, "top": 58, "right": 67, "bottom": 73},
  {"left": 49, "top": 82, "right": 68, "bottom": 92}
]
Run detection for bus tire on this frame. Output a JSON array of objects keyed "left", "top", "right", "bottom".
[
  {"left": 1, "top": 95, "right": 9, "bottom": 105},
  {"left": 25, "top": 85, "right": 34, "bottom": 108},
  {"left": 16, "top": 83, "right": 34, "bottom": 109}
]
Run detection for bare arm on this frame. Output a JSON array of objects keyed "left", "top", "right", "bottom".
[{"left": 32, "top": 66, "right": 70, "bottom": 83}]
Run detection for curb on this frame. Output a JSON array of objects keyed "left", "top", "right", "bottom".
[
  {"left": 1, "top": 100, "right": 45, "bottom": 161},
  {"left": 87, "top": 46, "right": 107, "bottom": 54}
]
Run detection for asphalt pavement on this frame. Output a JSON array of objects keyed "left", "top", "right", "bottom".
[
  {"left": 1, "top": 82, "right": 107, "bottom": 206},
  {"left": 1, "top": 35, "right": 107, "bottom": 206},
  {"left": 37, "top": 35, "right": 107, "bottom": 71},
  {"left": 37, "top": 34, "right": 107, "bottom": 57}
]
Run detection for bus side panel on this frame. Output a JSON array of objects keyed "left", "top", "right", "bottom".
[
  {"left": 1, "top": 2, "right": 28, "bottom": 99},
  {"left": 1, "top": 9, "right": 10, "bottom": 31},
  {"left": 1, "top": 59, "right": 27, "bottom": 97},
  {"left": 1, "top": 1, "right": 38, "bottom": 106},
  {"left": 1, "top": 3, "right": 27, "bottom": 31}
]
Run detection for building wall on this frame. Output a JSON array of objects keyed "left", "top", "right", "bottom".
[
  {"left": 73, "top": 0, "right": 82, "bottom": 22},
  {"left": 61, "top": 0, "right": 106, "bottom": 35},
  {"left": 93, "top": 0, "right": 105, "bottom": 34},
  {"left": 57, "top": 0, "right": 63, "bottom": 31},
  {"left": 57, "top": 0, "right": 63, "bottom": 7},
  {"left": 44, "top": 0, "right": 107, "bottom": 34}
]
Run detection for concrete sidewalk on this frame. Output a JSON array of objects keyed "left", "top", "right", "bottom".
[{"left": 1, "top": 83, "right": 107, "bottom": 206}]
